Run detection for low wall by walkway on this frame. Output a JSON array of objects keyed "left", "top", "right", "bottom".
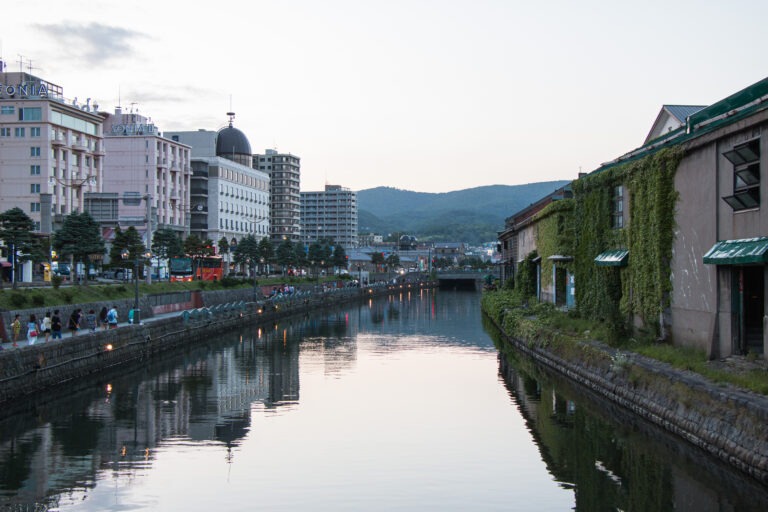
[
  {"left": 0, "top": 281, "right": 435, "bottom": 406},
  {"left": 486, "top": 315, "right": 768, "bottom": 485}
]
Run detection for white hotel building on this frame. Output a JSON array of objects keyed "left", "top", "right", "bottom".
[{"left": 167, "top": 117, "right": 270, "bottom": 249}]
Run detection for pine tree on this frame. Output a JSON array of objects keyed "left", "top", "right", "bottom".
[{"left": 0, "top": 207, "right": 37, "bottom": 289}]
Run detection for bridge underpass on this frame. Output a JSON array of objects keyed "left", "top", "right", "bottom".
[{"left": 436, "top": 272, "right": 483, "bottom": 291}]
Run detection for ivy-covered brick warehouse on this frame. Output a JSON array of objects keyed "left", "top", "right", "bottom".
[{"left": 498, "top": 76, "right": 768, "bottom": 359}]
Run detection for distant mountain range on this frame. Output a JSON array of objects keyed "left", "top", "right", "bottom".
[{"left": 357, "top": 181, "right": 570, "bottom": 245}]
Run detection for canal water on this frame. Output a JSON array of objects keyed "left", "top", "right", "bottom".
[{"left": 1, "top": 289, "right": 768, "bottom": 511}]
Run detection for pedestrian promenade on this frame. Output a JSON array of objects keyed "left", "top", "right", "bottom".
[{"left": 0, "top": 310, "right": 182, "bottom": 350}]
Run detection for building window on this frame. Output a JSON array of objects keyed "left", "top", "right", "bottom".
[
  {"left": 30, "top": 202, "right": 41, "bottom": 212},
  {"left": 30, "top": 146, "right": 41, "bottom": 157},
  {"left": 722, "top": 139, "right": 760, "bottom": 211},
  {"left": 30, "top": 127, "right": 41, "bottom": 137},
  {"left": 1, "top": 106, "right": 14, "bottom": 115},
  {"left": 0, "top": 127, "right": 10, "bottom": 137},
  {"left": 33, "top": 221, "right": 41, "bottom": 231},
  {"left": 30, "top": 183, "right": 40, "bottom": 193},
  {"left": 612, "top": 185, "right": 624, "bottom": 229},
  {"left": 19, "top": 107, "right": 42, "bottom": 121},
  {"left": 14, "top": 127, "right": 25, "bottom": 137},
  {"left": 30, "top": 165, "right": 41, "bottom": 175}
]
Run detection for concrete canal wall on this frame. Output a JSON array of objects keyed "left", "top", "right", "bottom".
[
  {"left": 487, "top": 316, "right": 768, "bottom": 485},
  {"left": 0, "top": 282, "right": 435, "bottom": 406}
]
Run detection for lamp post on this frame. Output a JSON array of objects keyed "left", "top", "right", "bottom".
[
  {"left": 319, "top": 260, "right": 324, "bottom": 286},
  {"left": 48, "top": 174, "right": 97, "bottom": 226},
  {"left": 254, "top": 257, "right": 264, "bottom": 302},
  {"left": 230, "top": 237, "right": 238, "bottom": 276},
  {"left": 122, "top": 248, "right": 150, "bottom": 325},
  {"left": 357, "top": 264, "right": 361, "bottom": 287}
]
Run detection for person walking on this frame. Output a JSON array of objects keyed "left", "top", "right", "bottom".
[
  {"left": 99, "top": 306, "right": 109, "bottom": 330},
  {"left": 85, "top": 309, "right": 97, "bottom": 333},
  {"left": 27, "top": 314, "right": 39, "bottom": 345},
  {"left": 42, "top": 311, "right": 52, "bottom": 342},
  {"left": 51, "top": 310, "right": 63, "bottom": 340},
  {"left": 107, "top": 305, "right": 119, "bottom": 329},
  {"left": 68, "top": 309, "right": 81, "bottom": 336},
  {"left": 11, "top": 314, "right": 22, "bottom": 347}
]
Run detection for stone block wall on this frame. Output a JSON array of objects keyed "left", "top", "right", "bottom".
[
  {"left": 0, "top": 281, "right": 437, "bottom": 405},
  {"left": 489, "top": 318, "right": 768, "bottom": 485}
]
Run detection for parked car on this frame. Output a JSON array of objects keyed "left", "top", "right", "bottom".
[
  {"left": 103, "top": 268, "right": 132, "bottom": 280},
  {"left": 53, "top": 264, "right": 70, "bottom": 276}
]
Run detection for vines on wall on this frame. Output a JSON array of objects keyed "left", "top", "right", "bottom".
[
  {"left": 534, "top": 199, "right": 574, "bottom": 291},
  {"left": 515, "top": 250, "right": 540, "bottom": 302},
  {"left": 572, "top": 147, "right": 683, "bottom": 336}
]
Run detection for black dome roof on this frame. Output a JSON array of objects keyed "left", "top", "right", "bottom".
[{"left": 216, "top": 125, "right": 252, "bottom": 157}]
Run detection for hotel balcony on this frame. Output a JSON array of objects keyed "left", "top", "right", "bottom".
[
  {"left": 71, "top": 139, "right": 88, "bottom": 152},
  {"left": 52, "top": 135, "right": 66, "bottom": 146}
]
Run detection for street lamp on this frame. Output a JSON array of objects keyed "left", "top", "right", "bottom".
[
  {"left": 254, "top": 256, "right": 264, "bottom": 302},
  {"left": 357, "top": 264, "right": 362, "bottom": 287},
  {"left": 49, "top": 174, "right": 97, "bottom": 217},
  {"left": 229, "top": 237, "right": 238, "bottom": 276},
  {"left": 319, "top": 260, "right": 324, "bottom": 286},
  {"left": 122, "top": 248, "right": 151, "bottom": 325}
]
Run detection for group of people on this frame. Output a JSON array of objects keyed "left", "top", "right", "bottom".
[
  {"left": 270, "top": 284, "right": 296, "bottom": 297},
  {"left": 5, "top": 305, "right": 120, "bottom": 348}
]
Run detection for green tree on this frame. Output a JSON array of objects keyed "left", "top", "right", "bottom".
[
  {"left": 258, "top": 237, "right": 275, "bottom": 267},
  {"left": 233, "top": 234, "right": 260, "bottom": 275},
  {"left": 370, "top": 251, "right": 385, "bottom": 271},
  {"left": 183, "top": 235, "right": 214, "bottom": 279},
  {"left": 276, "top": 238, "right": 295, "bottom": 274},
  {"left": 152, "top": 229, "right": 184, "bottom": 280},
  {"left": 152, "top": 229, "right": 184, "bottom": 260},
  {"left": 333, "top": 245, "right": 348, "bottom": 272},
  {"left": 0, "top": 207, "right": 37, "bottom": 289},
  {"left": 307, "top": 242, "right": 324, "bottom": 265},
  {"left": 385, "top": 253, "right": 400, "bottom": 270},
  {"left": 52, "top": 211, "right": 105, "bottom": 286},
  {"left": 293, "top": 241, "right": 308, "bottom": 271},
  {"left": 109, "top": 226, "right": 145, "bottom": 274},
  {"left": 218, "top": 236, "right": 230, "bottom": 275}
]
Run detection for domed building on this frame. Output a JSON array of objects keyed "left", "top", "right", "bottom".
[
  {"left": 166, "top": 113, "right": 270, "bottom": 256},
  {"left": 216, "top": 112, "right": 253, "bottom": 167}
]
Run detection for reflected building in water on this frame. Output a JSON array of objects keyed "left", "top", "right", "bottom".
[
  {"left": 0, "top": 328, "right": 301, "bottom": 506},
  {"left": 496, "top": 349, "right": 768, "bottom": 511}
]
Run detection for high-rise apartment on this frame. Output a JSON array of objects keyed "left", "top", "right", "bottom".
[
  {"left": 253, "top": 149, "right": 300, "bottom": 244},
  {"left": 300, "top": 185, "right": 358, "bottom": 249}
]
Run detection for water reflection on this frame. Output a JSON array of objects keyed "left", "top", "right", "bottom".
[
  {"left": 492, "top": 323, "right": 768, "bottom": 512},
  {"left": 1, "top": 290, "right": 765, "bottom": 511}
]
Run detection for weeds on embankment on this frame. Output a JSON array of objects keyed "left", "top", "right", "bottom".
[{"left": 481, "top": 290, "right": 768, "bottom": 395}]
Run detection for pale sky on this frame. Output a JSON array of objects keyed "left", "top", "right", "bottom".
[{"left": 3, "top": 0, "right": 767, "bottom": 193}]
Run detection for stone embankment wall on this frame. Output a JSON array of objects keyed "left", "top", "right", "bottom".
[
  {"left": 487, "top": 316, "right": 768, "bottom": 485},
  {"left": 0, "top": 282, "right": 435, "bottom": 405},
  {"left": 0, "top": 283, "right": 351, "bottom": 341}
]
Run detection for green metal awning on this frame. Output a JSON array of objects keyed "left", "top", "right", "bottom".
[
  {"left": 594, "top": 249, "right": 629, "bottom": 267},
  {"left": 703, "top": 237, "right": 768, "bottom": 265}
]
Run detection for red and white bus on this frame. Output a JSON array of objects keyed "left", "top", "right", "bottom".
[{"left": 169, "top": 256, "right": 223, "bottom": 282}]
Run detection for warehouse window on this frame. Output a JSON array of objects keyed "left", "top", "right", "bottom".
[{"left": 723, "top": 139, "right": 760, "bottom": 211}]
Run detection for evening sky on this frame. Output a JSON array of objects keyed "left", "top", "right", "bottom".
[{"left": 2, "top": 0, "right": 766, "bottom": 192}]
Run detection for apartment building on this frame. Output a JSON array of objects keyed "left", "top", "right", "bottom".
[
  {"left": 253, "top": 149, "right": 300, "bottom": 244},
  {"left": 300, "top": 185, "right": 358, "bottom": 249}
]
